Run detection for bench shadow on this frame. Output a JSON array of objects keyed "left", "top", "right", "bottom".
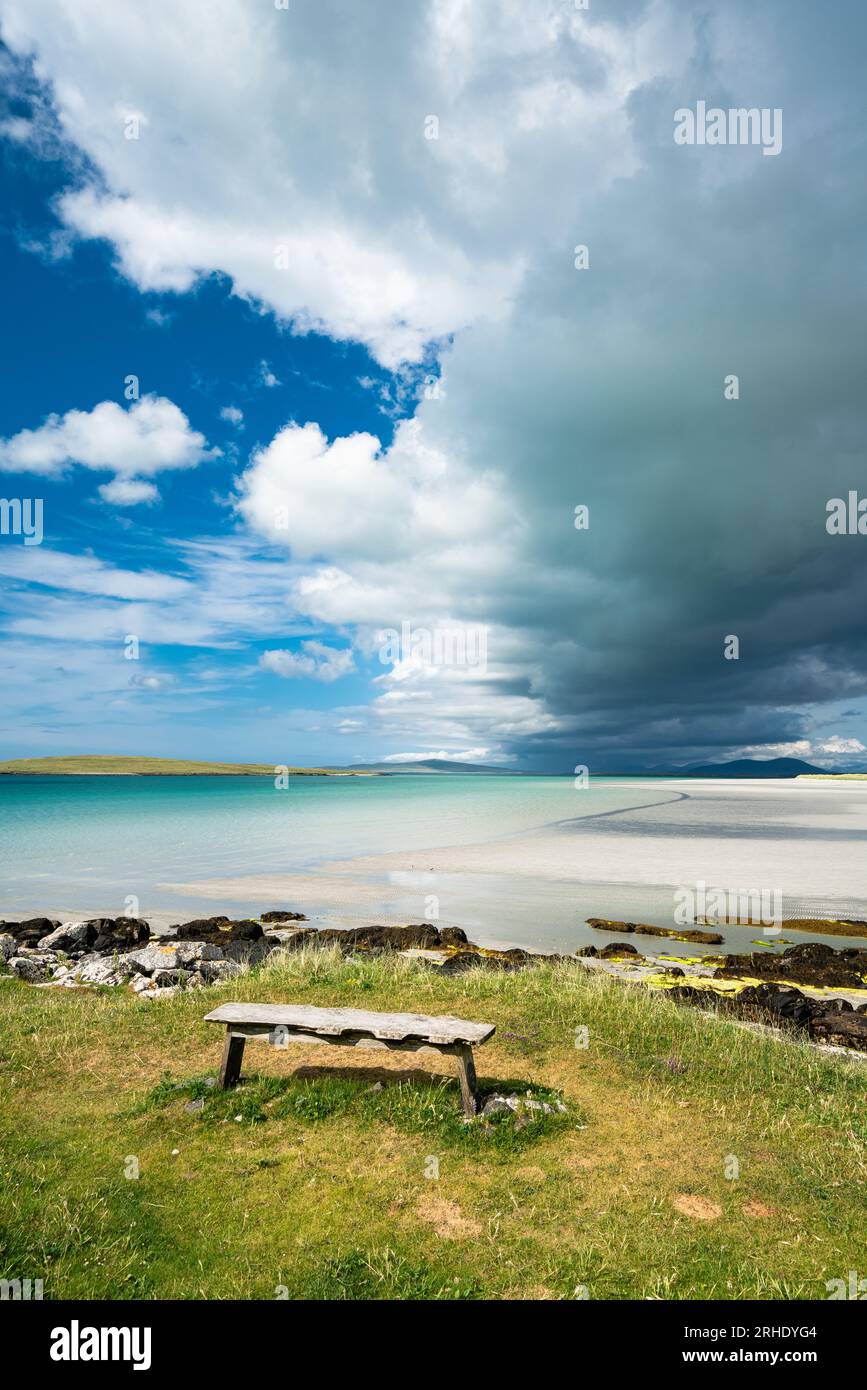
[
  {"left": 291, "top": 1063, "right": 454, "bottom": 1089},
  {"left": 288, "top": 1063, "right": 545, "bottom": 1099}
]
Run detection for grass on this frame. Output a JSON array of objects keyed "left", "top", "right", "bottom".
[
  {"left": 0, "top": 946, "right": 864, "bottom": 1301},
  {"left": 0, "top": 755, "right": 373, "bottom": 776}
]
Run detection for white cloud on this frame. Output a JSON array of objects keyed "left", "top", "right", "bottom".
[
  {"left": 0, "top": 0, "right": 674, "bottom": 366},
  {"left": 219, "top": 405, "right": 244, "bottom": 427},
  {"left": 258, "top": 362, "right": 280, "bottom": 389},
  {"left": 97, "top": 477, "right": 159, "bottom": 506},
  {"left": 817, "top": 736, "right": 867, "bottom": 755},
  {"left": 380, "top": 748, "right": 492, "bottom": 764},
  {"left": 0, "top": 395, "right": 216, "bottom": 504},
  {"left": 0, "top": 548, "right": 189, "bottom": 601},
  {"left": 260, "top": 641, "right": 355, "bottom": 683}
]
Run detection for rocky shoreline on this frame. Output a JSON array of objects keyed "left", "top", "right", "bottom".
[{"left": 1, "top": 911, "right": 866, "bottom": 1054}]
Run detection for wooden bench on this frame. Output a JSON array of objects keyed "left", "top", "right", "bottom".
[{"left": 204, "top": 1003, "right": 495, "bottom": 1117}]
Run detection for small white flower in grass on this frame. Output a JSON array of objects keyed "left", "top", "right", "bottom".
[{"left": 171, "top": 1148, "right": 179, "bottom": 1157}]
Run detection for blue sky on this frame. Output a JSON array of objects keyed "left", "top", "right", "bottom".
[{"left": 0, "top": 0, "right": 866, "bottom": 772}]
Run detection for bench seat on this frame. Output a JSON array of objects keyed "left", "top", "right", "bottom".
[{"left": 204, "top": 1002, "right": 495, "bottom": 1116}]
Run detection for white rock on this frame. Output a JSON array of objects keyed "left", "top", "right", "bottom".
[
  {"left": 0, "top": 934, "right": 16, "bottom": 963},
  {"left": 74, "top": 957, "right": 127, "bottom": 987},
  {"left": 126, "top": 944, "right": 181, "bottom": 974}
]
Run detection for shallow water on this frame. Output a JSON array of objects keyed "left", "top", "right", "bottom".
[{"left": 1, "top": 773, "right": 866, "bottom": 954}]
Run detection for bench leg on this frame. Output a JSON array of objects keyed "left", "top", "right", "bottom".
[
  {"left": 219, "top": 1029, "right": 246, "bottom": 1088},
  {"left": 455, "top": 1044, "right": 479, "bottom": 1118}
]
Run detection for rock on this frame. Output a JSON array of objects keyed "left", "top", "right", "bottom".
[
  {"left": 260, "top": 910, "right": 307, "bottom": 923},
  {"left": 636, "top": 926, "right": 723, "bottom": 945},
  {"left": 145, "top": 986, "right": 181, "bottom": 999},
  {"left": 809, "top": 1011, "right": 867, "bottom": 1050},
  {"left": 714, "top": 941, "right": 867, "bottom": 990},
  {"left": 151, "top": 969, "right": 193, "bottom": 988},
  {"left": 586, "top": 918, "right": 723, "bottom": 944},
  {"left": 265, "top": 928, "right": 312, "bottom": 948},
  {"left": 175, "top": 942, "right": 224, "bottom": 967},
  {"left": 174, "top": 918, "right": 263, "bottom": 943},
  {"left": 0, "top": 934, "right": 15, "bottom": 963},
  {"left": 37, "top": 921, "right": 98, "bottom": 953},
  {"left": 169, "top": 915, "right": 229, "bottom": 933},
  {"left": 318, "top": 923, "right": 442, "bottom": 951},
  {"left": 131, "top": 975, "right": 155, "bottom": 994},
  {"left": 198, "top": 959, "right": 243, "bottom": 983},
  {"left": 481, "top": 1093, "right": 567, "bottom": 1119},
  {"left": 438, "top": 951, "right": 483, "bottom": 975},
  {"left": 8, "top": 956, "right": 53, "bottom": 982},
  {"left": 599, "top": 942, "right": 644, "bottom": 960},
  {"left": 90, "top": 918, "right": 150, "bottom": 953},
  {"left": 10, "top": 918, "right": 60, "bottom": 946},
  {"left": 439, "top": 926, "right": 469, "bottom": 946},
  {"left": 222, "top": 938, "right": 278, "bottom": 966},
  {"left": 125, "top": 944, "right": 182, "bottom": 974},
  {"left": 184, "top": 1098, "right": 205, "bottom": 1114},
  {"left": 733, "top": 983, "right": 818, "bottom": 1027},
  {"left": 74, "top": 956, "right": 130, "bottom": 987}
]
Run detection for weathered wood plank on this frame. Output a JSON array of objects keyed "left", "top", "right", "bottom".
[
  {"left": 229, "top": 1025, "right": 452, "bottom": 1054},
  {"left": 455, "top": 1043, "right": 480, "bottom": 1117},
  {"left": 204, "top": 1002, "right": 495, "bottom": 1046},
  {"left": 218, "top": 1029, "right": 246, "bottom": 1088}
]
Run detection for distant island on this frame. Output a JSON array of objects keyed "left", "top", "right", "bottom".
[
  {"left": 668, "top": 757, "right": 831, "bottom": 778},
  {"left": 0, "top": 756, "right": 377, "bottom": 777}
]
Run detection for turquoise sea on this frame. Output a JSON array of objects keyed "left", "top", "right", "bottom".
[{"left": 2, "top": 773, "right": 866, "bottom": 953}]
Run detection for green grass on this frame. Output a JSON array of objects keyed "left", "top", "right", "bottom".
[
  {"left": 0, "top": 946, "right": 864, "bottom": 1300},
  {"left": 0, "top": 755, "right": 374, "bottom": 776}
]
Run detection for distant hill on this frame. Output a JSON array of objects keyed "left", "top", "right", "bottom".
[
  {"left": 670, "top": 757, "right": 829, "bottom": 779},
  {"left": 349, "top": 758, "right": 518, "bottom": 774},
  {"left": 0, "top": 756, "right": 376, "bottom": 776}
]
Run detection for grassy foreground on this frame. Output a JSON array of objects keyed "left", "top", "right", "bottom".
[{"left": 1, "top": 948, "right": 864, "bottom": 1301}]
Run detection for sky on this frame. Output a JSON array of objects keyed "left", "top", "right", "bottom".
[{"left": 0, "top": 0, "right": 865, "bottom": 773}]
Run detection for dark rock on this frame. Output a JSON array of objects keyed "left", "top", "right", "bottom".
[
  {"left": 174, "top": 918, "right": 264, "bottom": 944},
  {"left": 809, "top": 1011, "right": 867, "bottom": 1050},
  {"left": 734, "top": 983, "right": 818, "bottom": 1028},
  {"left": 260, "top": 910, "right": 307, "bottom": 923},
  {"left": 586, "top": 918, "right": 723, "bottom": 944},
  {"left": 8, "top": 955, "right": 54, "bottom": 982},
  {"left": 10, "top": 918, "right": 60, "bottom": 946},
  {"left": 317, "top": 923, "right": 441, "bottom": 951},
  {"left": 90, "top": 918, "right": 151, "bottom": 952},
  {"left": 714, "top": 941, "right": 867, "bottom": 990},
  {"left": 635, "top": 926, "right": 724, "bottom": 945},
  {"left": 599, "top": 942, "right": 644, "bottom": 960},
  {"left": 439, "top": 926, "right": 469, "bottom": 946}
]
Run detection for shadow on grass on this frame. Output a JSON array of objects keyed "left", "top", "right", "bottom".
[{"left": 128, "top": 1066, "right": 576, "bottom": 1153}]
